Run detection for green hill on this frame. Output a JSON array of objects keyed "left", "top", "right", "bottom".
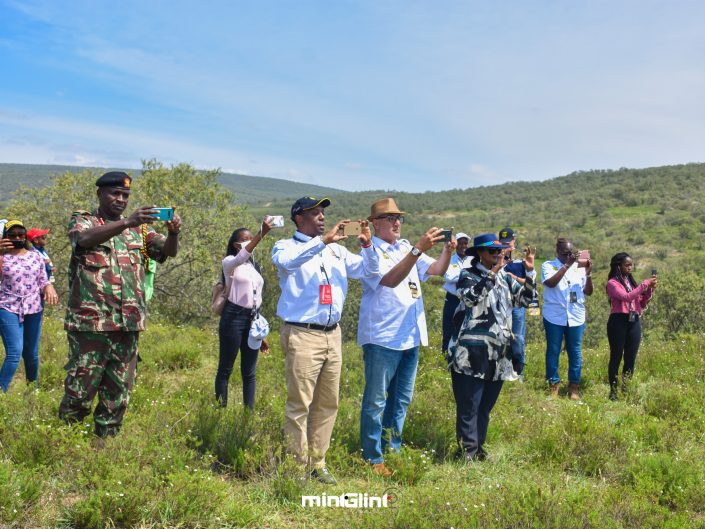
[{"left": 0, "top": 163, "right": 346, "bottom": 205}]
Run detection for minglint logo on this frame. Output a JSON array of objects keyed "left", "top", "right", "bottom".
[{"left": 301, "top": 488, "right": 400, "bottom": 509}]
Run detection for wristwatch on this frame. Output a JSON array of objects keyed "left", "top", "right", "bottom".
[{"left": 410, "top": 246, "right": 422, "bottom": 257}]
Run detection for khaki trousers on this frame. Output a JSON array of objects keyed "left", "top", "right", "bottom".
[{"left": 281, "top": 323, "right": 342, "bottom": 469}]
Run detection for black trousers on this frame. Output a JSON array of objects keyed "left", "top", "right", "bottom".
[
  {"left": 450, "top": 369, "right": 504, "bottom": 456},
  {"left": 216, "top": 301, "right": 259, "bottom": 408},
  {"left": 607, "top": 313, "right": 642, "bottom": 387},
  {"left": 442, "top": 293, "right": 460, "bottom": 353}
]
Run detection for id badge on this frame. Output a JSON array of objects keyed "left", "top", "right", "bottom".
[
  {"left": 569, "top": 291, "right": 578, "bottom": 303},
  {"left": 319, "top": 284, "right": 333, "bottom": 305},
  {"left": 628, "top": 311, "right": 636, "bottom": 323},
  {"left": 408, "top": 281, "right": 420, "bottom": 299}
]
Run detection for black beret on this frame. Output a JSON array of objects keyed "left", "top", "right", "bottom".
[{"left": 96, "top": 171, "right": 132, "bottom": 189}]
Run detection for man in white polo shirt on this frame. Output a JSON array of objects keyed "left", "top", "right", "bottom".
[
  {"left": 441, "top": 232, "right": 471, "bottom": 353},
  {"left": 357, "top": 197, "right": 453, "bottom": 477},
  {"left": 272, "top": 196, "right": 378, "bottom": 485},
  {"left": 541, "top": 237, "right": 593, "bottom": 400}
]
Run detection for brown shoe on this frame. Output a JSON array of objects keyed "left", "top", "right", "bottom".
[
  {"left": 548, "top": 382, "right": 560, "bottom": 397},
  {"left": 568, "top": 383, "right": 581, "bottom": 401},
  {"left": 371, "top": 463, "right": 392, "bottom": 477}
]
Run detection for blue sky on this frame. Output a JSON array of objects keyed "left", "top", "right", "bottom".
[{"left": 1, "top": 0, "right": 704, "bottom": 192}]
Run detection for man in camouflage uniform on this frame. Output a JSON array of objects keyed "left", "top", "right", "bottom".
[{"left": 58, "top": 171, "right": 181, "bottom": 438}]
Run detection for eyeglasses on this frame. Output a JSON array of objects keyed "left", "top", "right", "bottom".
[
  {"left": 378, "top": 215, "right": 404, "bottom": 224},
  {"left": 487, "top": 248, "right": 502, "bottom": 255}
]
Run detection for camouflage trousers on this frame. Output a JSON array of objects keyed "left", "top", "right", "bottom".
[{"left": 58, "top": 331, "right": 139, "bottom": 438}]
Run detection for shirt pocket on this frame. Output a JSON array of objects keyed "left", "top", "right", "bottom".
[
  {"left": 80, "top": 246, "right": 110, "bottom": 269},
  {"left": 127, "top": 241, "right": 143, "bottom": 266}
]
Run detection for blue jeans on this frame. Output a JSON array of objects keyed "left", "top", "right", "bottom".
[
  {"left": 510, "top": 307, "right": 527, "bottom": 374},
  {"left": 0, "top": 309, "right": 43, "bottom": 392},
  {"left": 360, "top": 343, "right": 419, "bottom": 464},
  {"left": 543, "top": 318, "right": 585, "bottom": 385}
]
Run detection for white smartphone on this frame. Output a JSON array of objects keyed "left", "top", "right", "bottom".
[{"left": 266, "top": 215, "right": 285, "bottom": 228}]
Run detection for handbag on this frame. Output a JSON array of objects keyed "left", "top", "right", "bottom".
[{"left": 211, "top": 271, "right": 234, "bottom": 315}]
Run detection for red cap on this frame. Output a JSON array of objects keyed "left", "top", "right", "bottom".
[{"left": 27, "top": 228, "right": 50, "bottom": 242}]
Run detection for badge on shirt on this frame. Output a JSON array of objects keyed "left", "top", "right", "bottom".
[
  {"left": 569, "top": 291, "right": 578, "bottom": 303},
  {"left": 319, "top": 284, "right": 333, "bottom": 305},
  {"left": 408, "top": 281, "right": 420, "bottom": 299}
]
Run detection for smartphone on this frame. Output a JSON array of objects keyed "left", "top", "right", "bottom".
[
  {"left": 340, "top": 222, "right": 362, "bottom": 237},
  {"left": 266, "top": 215, "right": 285, "bottom": 228},
  {"left": 577, "top": 250, "right": 590, "bottom": 268},
  {"left": 152, "top": 207, "right": 174, "bottom": 221},
  {"left": 440, "top": 229, "right": 452, "bottom": 242},
  {"left": 651, "top": 268, "right": 657, "bottom": 276}
]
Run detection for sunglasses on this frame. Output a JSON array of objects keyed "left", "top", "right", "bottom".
[
  {"left": 378, "top": 215, "right": 404, "bottom": 224},
  {"left": 487, "top": 248, "right": 503, "bottom": 255}
]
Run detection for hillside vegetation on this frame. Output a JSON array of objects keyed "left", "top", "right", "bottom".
[
  {"left": 1, "top": 161, "right": 704, "bottom": 527},
  {"left": 0, "top": 162, "right": 345, "bottom": 205}
]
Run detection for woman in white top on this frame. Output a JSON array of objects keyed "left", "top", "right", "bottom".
[{"left": 216, "top": 218, "right": 273, "bottom": 408}]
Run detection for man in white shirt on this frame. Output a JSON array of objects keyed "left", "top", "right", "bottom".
[
  {"left": 441, "top": 232, "right": 471, "bottom": 353},
  {"left": 272, "top": 196, "right": 378, "bottom": 485},
  {"left": 498, "top": 227, "right": 537, "bottom": 377},
  {"left": 357, "top": 197, "right": 453, "bottom": 477},
  {"left": 541, "top": 237, "right": 593, "bottom": 400}
]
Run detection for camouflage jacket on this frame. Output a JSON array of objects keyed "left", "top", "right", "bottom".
[
  {"left": 447, "top": 262, "right": 536, "bottom": 381},
  {"left": 64, "top": 210, "right": 167, "bottom": 332}
]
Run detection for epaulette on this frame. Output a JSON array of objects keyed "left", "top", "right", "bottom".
[{"left": 70, "top": 210, "right": 92, "bottom": 217}]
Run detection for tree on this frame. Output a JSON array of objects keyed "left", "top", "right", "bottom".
[{"left": 6, "top": 160, "right": 252, "bottom": 324}]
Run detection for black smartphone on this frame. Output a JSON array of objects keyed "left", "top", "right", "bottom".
[
  {"left": 440, "top": 229, "right": 452, "bottom": 242},
  {"left": 651, "top": 268, "right": 657, "bottom": 276}
]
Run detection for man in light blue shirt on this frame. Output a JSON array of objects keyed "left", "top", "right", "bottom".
[
  {"left": 272, "top": 196, "right": 378, "bottom": 485},
  {"left": 441, "top": 232, "right": 471, "bottom": 353},
  {"left": 541, "top": 237, "right": 593, "bottom": 400},
  {"left": 357, "top": 197, "right": 453, "bottom": 477}
]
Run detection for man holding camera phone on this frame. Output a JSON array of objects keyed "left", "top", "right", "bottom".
[
  {"left": 357, "top": 197, "right": 453, "bottom": 477},
  {"left": 541, "top": 237, "right": 593, "bottom": 400},
  {"left": 497, "top": 228, "right": 536, "bottom": 377},
  {"left": 272, "top": 196, "right": 378, "bottom": 485},
  {"left": 59, "top": 171, "right": 181, "bottom": 439}
]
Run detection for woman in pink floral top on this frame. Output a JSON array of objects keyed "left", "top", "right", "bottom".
[{"left": 0, "top": 220, "right": 58, "bottom": 392}]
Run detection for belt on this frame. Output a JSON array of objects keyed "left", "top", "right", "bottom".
[{"left": 285, "top": 321, "right": 338, "bottom": 332}]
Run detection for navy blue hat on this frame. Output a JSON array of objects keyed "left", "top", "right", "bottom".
[
  {"left": 465, "top": 233, "right": 508, "bottom": 255},
  {"left": 498, "top": 227, "right": 515, "bottom": 243},
  {"left": 290, "top": 196, "right": 331, "bottom": 220},
  {"left": 96, "top": 171, "right": 132, "bottom": 189}
]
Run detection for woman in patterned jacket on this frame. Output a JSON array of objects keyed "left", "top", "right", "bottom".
[{"left": 447, "top": 233, "right": 535, "bottom": 461}]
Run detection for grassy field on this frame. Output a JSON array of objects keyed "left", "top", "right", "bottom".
[{"left": 1, "top": 311, "right": 704, "bottom": 528}]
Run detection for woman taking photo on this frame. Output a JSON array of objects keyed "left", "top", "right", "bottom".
[
  {"left": 0, "top": 220, "right": 58, "bottom": 392},
  {"left": 447, "top": 233, "right": 535, "bottom": 461},
  {"left": 606, "top": 253, "right": 657, "bottom": 400},
  {"left": 216, "top": 217, "right": 273, "bottom": 409}
]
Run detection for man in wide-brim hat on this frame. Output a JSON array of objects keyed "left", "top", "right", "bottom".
[{"left": 357, "top": 197, "right": 454, "bottom": 477}]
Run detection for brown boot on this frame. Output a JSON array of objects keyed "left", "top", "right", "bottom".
[
  {"left": 371, "top": 462, "right": 392, "bottom": 478},
  {"left": 548, "top": 382, "right": 560, "bottom": 397},
  {"left": 568, "top": 383, "right": 581, "bottom": 401}
]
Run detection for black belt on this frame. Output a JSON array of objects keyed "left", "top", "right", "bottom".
[{"left": 285, "top": 321, "right": 338, "bottom": 332}]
